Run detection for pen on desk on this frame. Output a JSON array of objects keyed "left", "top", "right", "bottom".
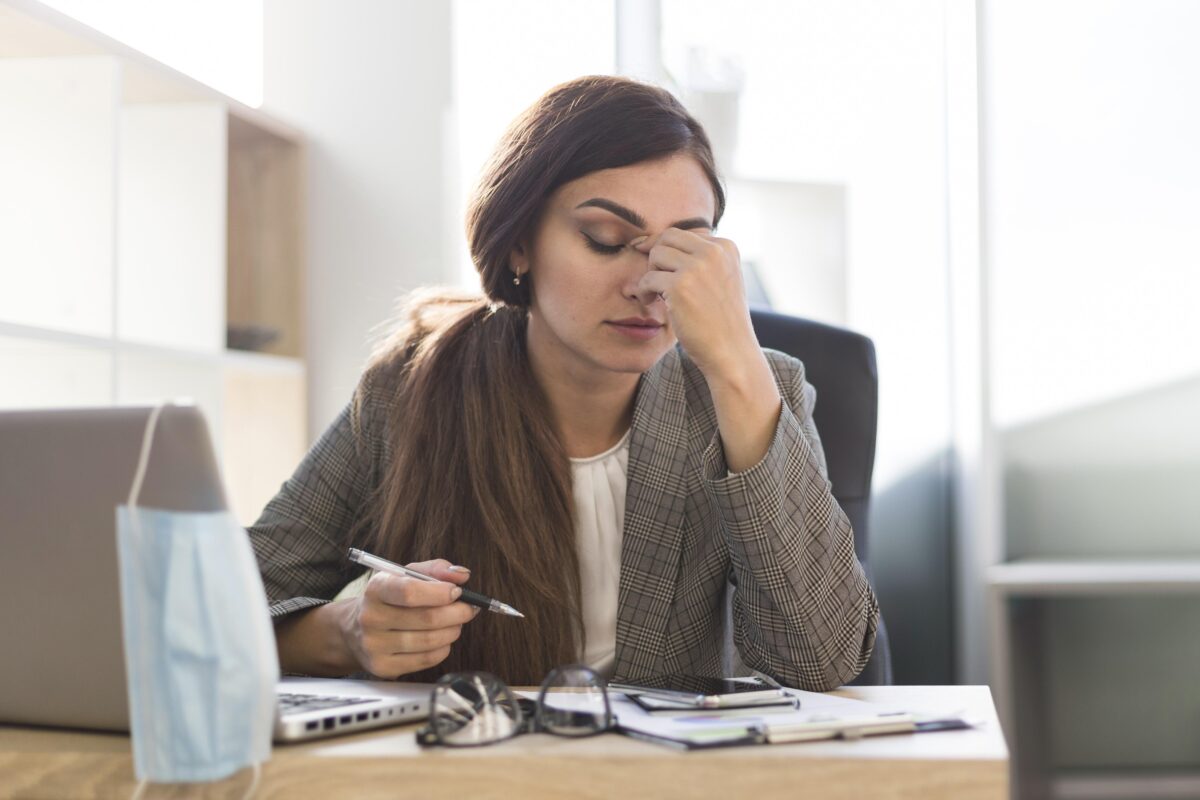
[{"left": 347, "top": 547, "right": 525, "bottom": 618}]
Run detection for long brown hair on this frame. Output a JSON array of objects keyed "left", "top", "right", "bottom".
[{"left": 351, "top": 75, "right": 726, "bottom": 684}]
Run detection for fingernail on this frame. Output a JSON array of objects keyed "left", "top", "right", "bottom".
[
  {"left": 451, "top": 587, "right": 462, "bottom": 600},
  {"left": 628, "top": 235, "right": 649, "bottom": 248},
  {"left": 448, "top": 565, "right": 471, "bottom": 574},
  {"left": 472, "top": 607, "right": 482, "bottom": 617}
]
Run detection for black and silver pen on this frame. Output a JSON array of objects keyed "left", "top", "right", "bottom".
[{"left": 347, "top": 548, "right": 524, "bottom": 618}]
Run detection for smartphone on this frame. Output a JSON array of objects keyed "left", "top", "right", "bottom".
[{"left": 608, "top": 675, "right": 791, "bottom": 709}]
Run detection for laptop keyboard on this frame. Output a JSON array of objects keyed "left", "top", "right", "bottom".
[{"left": 277, "top": 692, "right": 376, "bottom": 715}]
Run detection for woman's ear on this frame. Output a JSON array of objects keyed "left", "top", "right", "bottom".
[{"left": 508, "top": 239, "right": 530, "bottom": 278}]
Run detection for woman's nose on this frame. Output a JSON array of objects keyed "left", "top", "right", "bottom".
[
  {"left": 626, "top": 266, "right": 664, "bottom": 306},
  {"left": 623, "top": 233, "right": 661, "bottom": 303}
]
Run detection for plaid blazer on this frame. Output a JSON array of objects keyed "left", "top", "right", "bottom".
[{"left": 248, "top": 345, "right": 879, "bottom": 691}]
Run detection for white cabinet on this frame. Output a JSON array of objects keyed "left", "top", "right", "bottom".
[
  {"left": 0, "top": 0, "right": 307, "bottom": 526},
  {"left": 116, "top": 102, "right": 227, "bottom": 354},
  {"left": 719, "top": 177, "right": 847, "bottom": 326},
  {"left": 0, "top": 55, "right": 118, "bottom": 338},
  {"left": 0, "top": 335, "right": 113, "bottom": 408}
]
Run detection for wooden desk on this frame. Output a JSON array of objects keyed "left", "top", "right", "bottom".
[{"left": 0, "top": 685, "right": 1008, "bottom": 800}]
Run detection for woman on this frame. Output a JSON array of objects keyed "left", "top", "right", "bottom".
[{"left": 249, "top": 75, "right": 879, "bottom": 691}]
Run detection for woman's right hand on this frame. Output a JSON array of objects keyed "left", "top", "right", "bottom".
[{"left": 337, "top": 559, "right": 479, "bottom": 679}]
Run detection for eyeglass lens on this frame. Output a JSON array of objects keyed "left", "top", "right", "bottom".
[
  {"left": 535, "top": 664, "right": 614, "bottom": 737},
  {"left": 430, "top": 672, "right": 522, "bottom": 746}
]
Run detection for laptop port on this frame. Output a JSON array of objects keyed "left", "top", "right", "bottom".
[
  {"left": 323, "top": 718, "right": 334, "bottom": 731},
  {"left": 356, "top": 713, "right": 368, "bottom": 722},
  {"left": 305, "top": 721, "right": 318, "bottom": 731},
  {"left": 372, "top": 711, "right": 380, "bottom": 719},
  {"left": 339, "top": 715, "right": 351, "bottom": 725}
]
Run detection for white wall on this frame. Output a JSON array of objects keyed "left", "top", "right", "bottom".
[
  {"left": 450, "top": 0, "right": 615, "bottom": 288},
  {"left": 982, "top": 0, "right": 1200, "bottom": 772},
  {"left": 262, "top": 0, "right": 455, "bottom": 439},
  {"left": 984, "top": 0, "right": 1200, "bottom": 553},
  {"left": 986, "top": 0, "right": 1200, "bottom": 430}
]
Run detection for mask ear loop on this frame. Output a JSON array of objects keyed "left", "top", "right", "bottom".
[
  {"left": 242, "top": 762, "right": 263, "bottom": 799},
  {"left": 127, "top": 403, "right": 165, "bottom": 510}
]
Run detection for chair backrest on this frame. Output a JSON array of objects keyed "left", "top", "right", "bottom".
[
  {"left": 750, "top": 309, "right": 878, "bottom": 561},
  {"left": 749, "top": 308, "right": 893, "bottom": 685}
]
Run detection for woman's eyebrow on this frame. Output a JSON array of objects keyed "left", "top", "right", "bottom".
[{"left": 574, "top": 197, "right": 713, "bottom": 231}]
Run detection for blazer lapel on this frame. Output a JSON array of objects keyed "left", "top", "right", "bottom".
[{"left": 612, "top": 348, "right": 690, "bottom": 679}]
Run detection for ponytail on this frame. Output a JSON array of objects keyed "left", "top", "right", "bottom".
[{"left": 353, "top": 290, "right": 582, "bottom": 684}]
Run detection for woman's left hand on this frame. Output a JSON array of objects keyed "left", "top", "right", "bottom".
[{"left": 634, "top": 228, "right": 760, "bottom": 384}]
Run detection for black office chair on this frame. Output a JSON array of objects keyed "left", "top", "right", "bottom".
[{"left": 747, "top": 307, "right": 894, "bottom": 685}]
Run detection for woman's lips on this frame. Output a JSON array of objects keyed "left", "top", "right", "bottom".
[{"left": 606, "top": 319, "right": 664, "bottom": 341}]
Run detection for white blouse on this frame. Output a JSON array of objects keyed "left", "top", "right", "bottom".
[{"left": 569, "top": 428, "right": 631, "bottom": 678}]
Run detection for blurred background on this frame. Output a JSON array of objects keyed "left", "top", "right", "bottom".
[{"left": 1, "top": 1, "right": 1197, "bottom": 796}]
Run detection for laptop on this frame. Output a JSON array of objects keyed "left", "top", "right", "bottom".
[{"left": 0, "top": 403, "right": 429, "bottom": 742}]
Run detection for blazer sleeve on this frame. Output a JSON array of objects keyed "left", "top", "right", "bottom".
[
  {"left": 699, "top": 353, "right": 880, "bottom": 691},
  {"left": 246, "top": 369, "right": 379, "bottom": 619}
]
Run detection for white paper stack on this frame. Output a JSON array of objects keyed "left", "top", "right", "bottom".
[{"left": 523, "top": 687, "right": 958, "bottom": 750}]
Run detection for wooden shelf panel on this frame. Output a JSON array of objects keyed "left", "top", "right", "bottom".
[
  {"left": 221, "top": 361, "right": 307, "bottom": 527},
  {"left": 227, "top": 122, "right": 305, "bottom": 360}
]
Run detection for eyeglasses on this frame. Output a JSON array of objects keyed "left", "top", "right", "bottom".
[{"left": 415, "top": 664, "right": 615, "bottom": 747}]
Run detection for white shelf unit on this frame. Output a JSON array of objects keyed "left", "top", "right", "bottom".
[
  {"left": 988, "top": 559, "right": 1200, "bottom": 800},
  {"left": 718, "top": 176, "right": 847, "bottom": 327},
  {"left": 0, "top": 0, "right": 307, "bottom": 526}
]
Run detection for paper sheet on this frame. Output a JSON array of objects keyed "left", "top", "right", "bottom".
[{"left": 520, "top": 687, "right": 896, "bottom": 744}]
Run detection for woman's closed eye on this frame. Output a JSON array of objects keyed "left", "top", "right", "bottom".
[{"left": 580, "top": 233, "right": 626, "bottom": 256}]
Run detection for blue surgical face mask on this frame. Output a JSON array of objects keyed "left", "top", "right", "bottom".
[{"left": 115, "top": 404, "right": 279, "bottom": 789}]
